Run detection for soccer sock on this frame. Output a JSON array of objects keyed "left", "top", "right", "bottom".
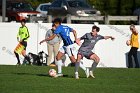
[
  {"left": 56, "top": 60, "right": 63, "bottom": 74},
  {"left": 79, "top": 61, "right": 86, "bottom": 71},
  {"left": 14, "top": 52, "right": 20, "bottom": 64},
  {"left": 89, "top": 62, "right": 98, "bottom": 72},
  {"left": 75, "top": 62, "right": 80, "bottom": 73}
]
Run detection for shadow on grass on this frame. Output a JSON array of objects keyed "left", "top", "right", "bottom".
[
  {"left": 36, "top": 74, "right": 69, "bottom": 77},
  {"left": 36, "top": 74, "right": 86, "bottom": 79},
  {"left": 36, "top": 74, "right": 49, "bottom": 77},
  {"left": 13, "top": 72, "right": 87, "bottom": 79},
  {"left": 13, "top": 72, "right": 36, "bottom": 76}
]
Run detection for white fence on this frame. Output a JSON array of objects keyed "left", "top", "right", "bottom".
[
  {"left": 46, "top": 15, "right": 140, "bottom": 24},
  {"left": 0, "top": 23, "right": 140, "bottom": 67}
]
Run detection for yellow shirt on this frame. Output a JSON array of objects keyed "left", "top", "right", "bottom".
[
  {"left": 130, "top": 33, "right": 139, "bottom": 48},
  {"left": 17, "top": 26, "right": 30, "bottom": 42}
]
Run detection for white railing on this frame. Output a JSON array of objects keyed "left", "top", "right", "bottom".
[{"left": 45, "top": 15, "right": 140, "bottom": 25}]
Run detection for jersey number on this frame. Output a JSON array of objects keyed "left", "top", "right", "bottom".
[{"left": 65, "top": 29, "right": 70, "bottom": 36}]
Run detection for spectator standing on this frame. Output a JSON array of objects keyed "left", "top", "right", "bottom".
[
  {"left": 126, "top": 24, "right": 139, "bottom": 68},
  {"left": 40, "top": 24, "right": 62, "bottom": 66}
]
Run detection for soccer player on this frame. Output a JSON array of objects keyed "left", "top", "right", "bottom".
[
  {"left": 14, "top": 20, "right": 30, "bottom": 65},
  {"left": 75, "top": 25, "right": 115, "bottom": 79},
  {"left": 40, "top": 18, "right": 87, "bottom": 77},
  {"left": 126, "top": 24, "right": 139, "bottom": 68}
]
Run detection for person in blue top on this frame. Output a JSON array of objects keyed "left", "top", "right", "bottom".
[{"left": 40, "top": 18, "right": 87, "bottom": 78}]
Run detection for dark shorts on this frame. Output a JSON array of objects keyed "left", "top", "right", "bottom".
[
  {"left": 78, "top": 50, "right": 94, "bottom": 59},
  {"left": 20, "top": 41, "right": 27, "bottom": 50}
]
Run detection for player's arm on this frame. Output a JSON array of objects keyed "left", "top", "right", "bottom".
[
  {"left": 72, "top": 29, "right": 77, "bottom": 41},
  {"left": 40, "top": 34, "right": 57, "bottom": 44},
  {"left": 72, "top": 29, "right": 81, "bottom": 46},
  {"left": 104, "top": 36, "right": 115, "bottom": 40},
  {"left": 17, "top": 30, "right": 20, "bottom": 42},
  {"left": 46, "top": 34, "right": 57, "bottom": 41},
  {"left": 57, "top": 34, "right": 62, "bottom": 43},
  {"left": 40, "top": 30, "right": 51, "bottom": 44},
  {"left": 75, "top": 34, "right": 87, "bottom": 46}
]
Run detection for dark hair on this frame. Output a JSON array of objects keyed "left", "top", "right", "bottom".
[
  {"left": 53, "top": 18, "right": 62, "bottom": 24},
  {"left": 21, "top": 19, "right": 26, "bottom": 23},
  {"left": 92, "top": 25, "right": 100, "bottom": 32},
  {"left": 52, "top": 24, "right": 55, "bottom": 27},
  {"left": 96, "top": 26, "right": 100, "bottom": 32},
  {"left": 92, "top": 25, "right": 97, "bottom": 30}
]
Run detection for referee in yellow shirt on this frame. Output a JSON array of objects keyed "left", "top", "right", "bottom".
[
  {"left": 126, "top": 24, "right": 139, "bottom": 68},
  {"left": 14, "top": 20, "right": 30, "bottom": 65}
]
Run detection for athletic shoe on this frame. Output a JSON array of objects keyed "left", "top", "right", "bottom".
[
  {"left": 85, "top": 68, "right": 89, "bottom": 78},
  {"left": 75, "top": 72, "right": 79, "bottom": 79},
  {"left": 16, "top": 62, "right": 21, "bottom": 66},
  {"left": 54, "top": 73, "right": 63, "bottom": 78},
  {"left": 89, "top": 71, "right": 95, "bottom": 78}
]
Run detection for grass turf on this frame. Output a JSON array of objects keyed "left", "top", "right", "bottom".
[{"left": 0, "top": 65, "right": 140, "bottom": 93}]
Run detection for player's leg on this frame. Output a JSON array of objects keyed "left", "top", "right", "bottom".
[
  {"left": 55, "top": 49, "right": 65, "bottom": 77},
  {"left": 74, "top": 54, "right": 83, "bottom": 79},
  {"left": 69, "top": 54, "right": 88, "bottom": 79},
  {"left": 47, "top": 44, "right": 53, "bottom": 66},
  {"left": 53, "top": 42, "right": 60, "bottom": 64},
  {"left": 67, "top": 45, "right": 86, "bottom": 71},
  {"left": 21, "top": 41, "right": 31, "bottom": 65},
  {"left": 14, "top": 51, "right": 20, "bottom": 65},
  {"left": 89, "top": 53, "right": 100, "bottom": 78},
  {"left": 65, "top": 45, "right": 80, "bottom": 79},
  {"left": 14, "top": 43, "right": 23, "bottom": 65},
  {"left": 66, "top": 46, "right": 87, "bottom": 78}
]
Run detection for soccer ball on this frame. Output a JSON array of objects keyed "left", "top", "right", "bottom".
[{"left": 48, "top": 69, "right": 57, "bottom": 77}]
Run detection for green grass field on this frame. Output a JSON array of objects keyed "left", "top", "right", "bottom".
[{"left": 0, "top": 65, "right": 140, "bottom": 93}]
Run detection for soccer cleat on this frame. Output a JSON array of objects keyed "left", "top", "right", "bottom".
[
  {"left": 85, "top": 68, "right": 89, "bottom": 78},
  {"left": 54, "top": 73, "right": 63, "bottom": 78},
  {"left": 75, "top": 72, "right": 79, "bottom": 79},
  {"left": 89, "top": 71, "right": 95, "bottom": 78}
]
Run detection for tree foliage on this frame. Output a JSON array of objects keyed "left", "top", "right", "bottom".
[
  {"left": 88, "top": 0, "right": 140, "bottom": 15},
  {"left": 26, "top": 0, "right": 140, "bottom": 15},
  {"left": 25, "top": 0, "right": 52, "bottom": 8}
]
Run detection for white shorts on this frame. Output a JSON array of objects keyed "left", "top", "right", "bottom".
[{"left": 59, "top": 44, "right": 78, "bottom": 57}]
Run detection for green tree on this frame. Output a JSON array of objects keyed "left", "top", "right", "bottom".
[
  {"left": 26, "top": 0, "right": 52, "bottom": 8},
  {"left": 88, "top": 0, "right": 140, "bottom": 15},
  {"left": 26, "top": 0, "right": 140, "bottom": 15}
]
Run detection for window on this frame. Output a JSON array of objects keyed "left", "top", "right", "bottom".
[
  {"left": 51, "top": 0, "right": 62, "bottom": 7},
  {"left": 10, "top": 2, "right": 34, "bottom": 11},
  {"left": 40, "top": 5, "right": 50, "bottom": 11},
  {"left": 68, "top": 1, "right": 90, "bottom": 8}
]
